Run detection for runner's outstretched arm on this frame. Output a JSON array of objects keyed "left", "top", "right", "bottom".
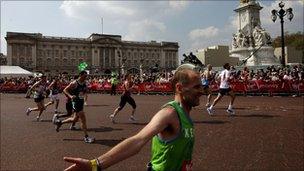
[{"left": 64, "top": 107, "right": 176, "bottom": 171}]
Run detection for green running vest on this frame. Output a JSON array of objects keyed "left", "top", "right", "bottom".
[{"left": 151, "top": 101, "right": 194, "bottom": 171}]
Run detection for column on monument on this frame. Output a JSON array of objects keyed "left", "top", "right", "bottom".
[
  {"left": 114, "top": 48, "right": 119, "bottom": 68},
  {"left": 7, "top": 44, "right": 13, "bottom": 65},
  {"left": 97, "top": 47, "right": 101, "bottom": 70},
  {"left": 174, "top": 51, "right": 178, "bottom": 68},
  {"left": 111, "top": 47, "right": 115, "bottom": 69},
  {"left": 108, "top": 48, "right": 112, "bottom": 68},
  {"left": 105, "top": 48, "right": 108, "bottom": 68},
  {"left": 160, "top": 49, "right": 165, "bottom": 68},
  {"left": 32, "top": 44, "right": 37, "bottom": 69},
  {"left": 108, "top": 47, "right": 111, "bottom": 68},
  {"left": 169, "top": 52, "right": 173, "bottom": 68},
  {"left": 105, "top": 48, "right": 109, "bottom": 68},
  {"left": 102, "top": 48, "right": 106, "bottom": 69},
  {"left": 91, "top": 48, "right": 94, "bottom": 67},
  {"left": 92, "top": 46, "right": 100, "bottom": 69},
  {"left": 91, "top": 48, "right": 96, "bottom": 67},
  {"left": 238, "top": 13, "right": 241, "bottom": 31},
  {"left": 16, "top": 44, "right": 20, "bottom": 65}
]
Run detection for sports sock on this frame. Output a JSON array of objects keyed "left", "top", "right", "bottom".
[{"left": 228, "top": 105, "right": 233, "bottom": 110}]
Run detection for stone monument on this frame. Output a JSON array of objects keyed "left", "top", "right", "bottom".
[{"left": 230, "top": 0, "right": 280, "bottom": 66}]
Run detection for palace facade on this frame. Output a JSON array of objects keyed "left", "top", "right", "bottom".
[{"left": 5, "top": 32, "right": 179, "bottom": 75}]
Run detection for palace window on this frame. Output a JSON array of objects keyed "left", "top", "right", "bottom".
[{"left": 47, "top": 58, "right": 52, "bottom": 65}]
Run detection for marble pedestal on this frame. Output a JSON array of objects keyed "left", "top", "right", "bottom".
[{"left": 230, "top": 46, "right": 280, "bottom": 66}]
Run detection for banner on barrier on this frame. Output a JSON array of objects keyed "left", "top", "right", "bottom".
[{"left": 1, "top": 80, "right": 304, "bottom": 94}]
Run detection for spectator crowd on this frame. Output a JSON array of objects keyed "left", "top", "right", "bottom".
[{"left": 1, "top": 64, "right": 303, "bottom": 95}]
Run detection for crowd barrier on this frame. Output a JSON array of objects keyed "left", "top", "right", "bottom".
[
  {"left": 1, "top": 80, "right": 304, "bottom": 95},
  {"left": 88, "top": 82, "right": 173, "bottom": 94}
]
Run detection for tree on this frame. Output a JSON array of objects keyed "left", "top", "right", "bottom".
[
  {"left": 272, "top": 31, "right": 304, "bottom": 51},
  {"left": 272, "top": 32, "right": 304, "bottom": 63}
]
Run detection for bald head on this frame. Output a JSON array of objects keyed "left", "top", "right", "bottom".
[{"left": 171, "top": 65, "right": 200, "bottom": 93}]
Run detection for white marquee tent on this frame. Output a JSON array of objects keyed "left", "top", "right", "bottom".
[{"left": 0, "top": 66, "right": 34, "bottom": 78}]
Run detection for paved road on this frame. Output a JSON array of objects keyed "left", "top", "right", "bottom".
[{"left": 1, "top": 93, "right": 303, "bottom": 171}]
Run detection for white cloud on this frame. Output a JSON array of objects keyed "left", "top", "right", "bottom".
[
  {"left": 60, "top": 1, "right": 189, "bottom": 21},
  {"left": 60, "top": 1, "right": 136, "bottom": 21},
  {"left": 59, "top": 1, "right": 189, "bottom": 43},
  {"left": 168, "top": 1, "right": 189, "bottom": 11},
  {"left": 187, "top": 26, "right": 226, "bottom": 52},
  {"left": 124, "top": 19, "right": 166, "bottom": 41},
  {"left": 188, "top": 26, "right": 219, "bottom": 40}
]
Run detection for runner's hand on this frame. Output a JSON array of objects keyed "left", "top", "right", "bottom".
[{"left": 63, "top": 157, "right": 91, "bottom": 171}]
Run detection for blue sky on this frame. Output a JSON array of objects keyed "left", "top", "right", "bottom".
[{"left": 1, "top": 0, "right": 303, "bottom": 60}]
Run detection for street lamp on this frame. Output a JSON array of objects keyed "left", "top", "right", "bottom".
[{"left": 271, "top": 1, "right": 293, "bottom": 67}]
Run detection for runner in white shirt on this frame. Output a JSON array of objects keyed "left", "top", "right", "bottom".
[{"left": 207, "top": 63, "right": 236, "bottom": 115}]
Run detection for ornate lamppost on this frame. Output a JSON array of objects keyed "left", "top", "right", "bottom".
[{"left": 271, "top": 1, "right": 294, "bottom": 67}]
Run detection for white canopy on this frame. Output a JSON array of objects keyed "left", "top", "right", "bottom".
[{"left": 0, "top": 66, "right": 34, "bottom": 78}]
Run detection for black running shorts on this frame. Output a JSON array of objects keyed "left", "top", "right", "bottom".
[
  {"left": 72, "top": 99, "right": 84, "bottom": 113},
  {"left": 118, "top": 94, "right": 136, "bottom": 110},
  {"left": 219, "top": 88, "right": 232, "bottom": 96}
]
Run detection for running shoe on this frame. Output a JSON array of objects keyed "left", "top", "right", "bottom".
[
  {"left": 36, "top": 116, "right": 40, "bottom": 122},
  {"left": 226, "top": 109, "right": 235, "bottom": 115},
  {"left": 207, "top": 107, "right": 214, "bottom": 115},
  {"left": 52, "top": 114, "right": 58, "bottom": 124},
  {"left": 109, "top": 115, "right": 115, "bottom": 123},
  {"left": 26, "top": 108, "right": 31, "bottom": 116},
  {"left": 129, "top": 116, "right": 136, "bottom": 122},
  {"left": 55, "top": 120, "right": 62, "bottom": 132},
  {"left": 84, "top": 136, "right": 95, "bottom": 143}
]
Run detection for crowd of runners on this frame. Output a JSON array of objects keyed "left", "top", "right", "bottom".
[{"left": 24, "top": 69, "right": 142, "bottom": 144}]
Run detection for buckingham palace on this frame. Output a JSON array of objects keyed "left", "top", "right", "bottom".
[{"left": 5, "top": 32, "right": 179, "bottom": 75}]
